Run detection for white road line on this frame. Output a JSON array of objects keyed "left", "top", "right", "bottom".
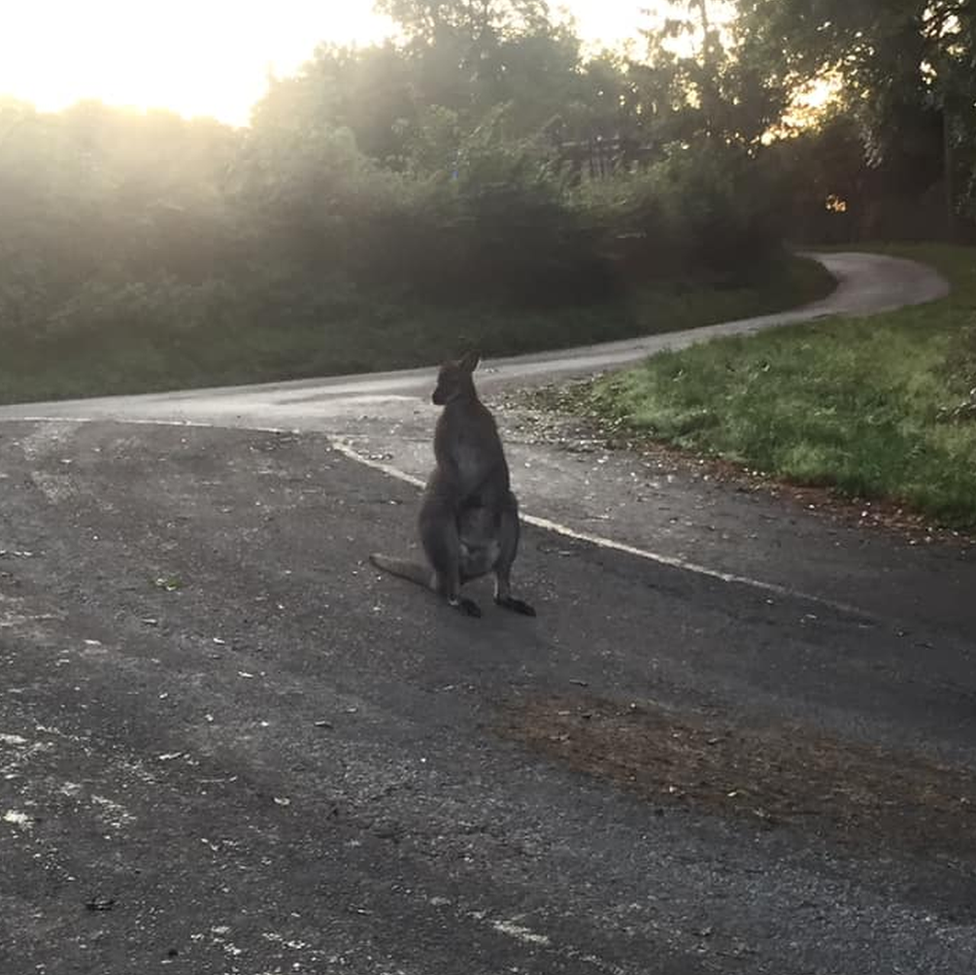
[
  {"left": 329, "top": 441, "right": 874, "bottom": 620},
  {"left": 2, "top": 415, "right": 874, "bottom": 621},
  {"left": 424, "top": 896, "right": 632, "bottom": 975},
  {"left": 1, "top": 415, "right": 291, "bottom": 435}
]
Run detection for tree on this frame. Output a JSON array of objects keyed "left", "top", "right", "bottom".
[
  {"left": 635, "top": 1, "right": 789, "bottom": 148},
  {"left": 735, "top": 0, "right": 976, "bottom": 235},
  {"left": 374, "top": 0, "right": 551, "bottom": 46}
]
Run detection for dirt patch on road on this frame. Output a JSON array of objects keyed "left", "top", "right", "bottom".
[{"left": 501, "top": 694, "right": 976, "bottom": 861}]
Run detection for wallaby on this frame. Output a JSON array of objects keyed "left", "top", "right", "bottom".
[{"left": 370, "top": 351, "right": 535, "bottom": 619}]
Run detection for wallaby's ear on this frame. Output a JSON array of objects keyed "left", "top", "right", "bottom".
[{"left": 459, "top": 350, "right": 481, "bottom": 373}]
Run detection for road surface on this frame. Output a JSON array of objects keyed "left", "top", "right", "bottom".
[{"left": 2, "top": 251, "right": 974, "bottom": 975}]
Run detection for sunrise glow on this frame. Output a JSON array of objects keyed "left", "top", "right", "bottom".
[
  {"left": 0, "top": 1, "right": 656, "bottom": 126},
  {"left": 0, "top": 1, "right": 397, "bottom": 125}
]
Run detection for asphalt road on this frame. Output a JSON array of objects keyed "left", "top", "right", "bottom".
[{"left": 2, "top": 252, "right": 974, "bottom": 975}]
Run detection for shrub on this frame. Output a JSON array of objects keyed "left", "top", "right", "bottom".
[{"left": 572, "top": 142, "right": 787, "bottom": 285}]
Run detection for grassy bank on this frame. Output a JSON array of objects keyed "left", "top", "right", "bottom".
[
  {"left": 554, "top": 244, "right": 976, "bottom": 530},
  {"left": 0, "top": 254, "right": 833, "bottom": 405}
]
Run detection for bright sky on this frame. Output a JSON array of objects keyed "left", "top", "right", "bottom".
[{"left": 0, "top": 1, "right": 654, "bottom": 127}]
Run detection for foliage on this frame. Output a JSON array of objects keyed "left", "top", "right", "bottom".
[
  {"left": 572, "top": 141, "right": 786, "bottom": 282},
  {"left": 2, "top": 0, "right": 973, "bottom": 401},
  {"left": 637, "top": 1, "right": 789, "bottom": 148},
  {"left": 0, "top": 253, "right": 833, "bottom": 404},
  {"left": 736, "top": 0, "right": 976, "bottom": 236}
]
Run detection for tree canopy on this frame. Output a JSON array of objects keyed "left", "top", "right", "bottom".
[{"left": 1, "top": 0, "right": 973, "bottom": 359}]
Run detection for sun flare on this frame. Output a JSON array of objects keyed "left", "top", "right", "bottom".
[
  {"left": 0, "top": 1, "right": 395, "bottom": 126},
  {"left": 0, "top": 1, "right": 653, "bottom": 126}
]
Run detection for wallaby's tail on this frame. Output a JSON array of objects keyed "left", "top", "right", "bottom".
[{"left": 369, "top": 553, "right": 432, "bottom": 589}]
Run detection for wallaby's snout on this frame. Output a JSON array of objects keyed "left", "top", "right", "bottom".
[
  {"left": 431, "top": 351, "right": 481, "bottom": 406},
  {"left": 431, "top": 364, "right": 456, "bottom": 405}
]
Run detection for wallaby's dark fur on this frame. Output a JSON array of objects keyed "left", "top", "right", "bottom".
[{"left": 370, "top": 351, "right": 535, "bottom": 619}]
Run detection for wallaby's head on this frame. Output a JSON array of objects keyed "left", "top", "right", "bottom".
[{"left": 432, "top": 351, "right": 480, "bottom": 405}]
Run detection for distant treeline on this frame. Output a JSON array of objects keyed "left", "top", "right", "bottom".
[{"left": 1, "top": 0, "right": 973, "bottom": 340}]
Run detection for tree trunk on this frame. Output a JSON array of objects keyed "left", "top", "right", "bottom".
[{"left": 943, "top": 104, "right": 955, "bottom": 242}]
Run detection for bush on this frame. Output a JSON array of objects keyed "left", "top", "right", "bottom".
[
  {"left": 1, "top": 95, "right": 790, "bottom": 349},
  {"left": 572, "top": 142, "right": 786, "bottom": 284},
  {"left": 44, "top": 278, "right": 241, "bottom": 337}
]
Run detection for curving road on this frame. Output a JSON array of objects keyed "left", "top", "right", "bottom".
[
  {"left": 0, "top": 251, "right": 950, "bottom": 421},
  {"left": 2, "top": 252, "right": 975, "bottom": 975}
]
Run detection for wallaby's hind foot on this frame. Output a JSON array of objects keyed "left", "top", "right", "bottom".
[
  {"left": 372, "top": 553, "right": 484, "bottom": 617},
  {"left": 450, "top": 596, "right": 483, "bottom": 618},
  {"left": 495, "top": 595, "right": 536, "bottom": 617}
]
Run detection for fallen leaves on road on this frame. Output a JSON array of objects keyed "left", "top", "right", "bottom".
[
  {"left": 84, "top": 896, "right": 115, "bottom": 912},
  {"left": 153, "top": 575, "right": 183, "bottom": 592}
]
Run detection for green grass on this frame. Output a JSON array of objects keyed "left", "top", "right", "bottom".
[
  {"left": 561, "top": 243, "right": 976, "bottom": 530},
  {"left": 0, "top": 254, "right": 833, "bottom": 405}
]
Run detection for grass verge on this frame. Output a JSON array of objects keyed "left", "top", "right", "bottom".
[
  {"left": 545, "top": 243, "right": 976, "bottom": 531},
  {"left": 0, "top": 254, "right": 833, "bottom": 405}
]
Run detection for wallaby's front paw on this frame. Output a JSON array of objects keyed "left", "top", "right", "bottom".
[
  {"left": 496, "top": 596, "right": 536, "bottom": 617},
  {"left": 450, "top": 596, "right": 483, "bottom": 618}
]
